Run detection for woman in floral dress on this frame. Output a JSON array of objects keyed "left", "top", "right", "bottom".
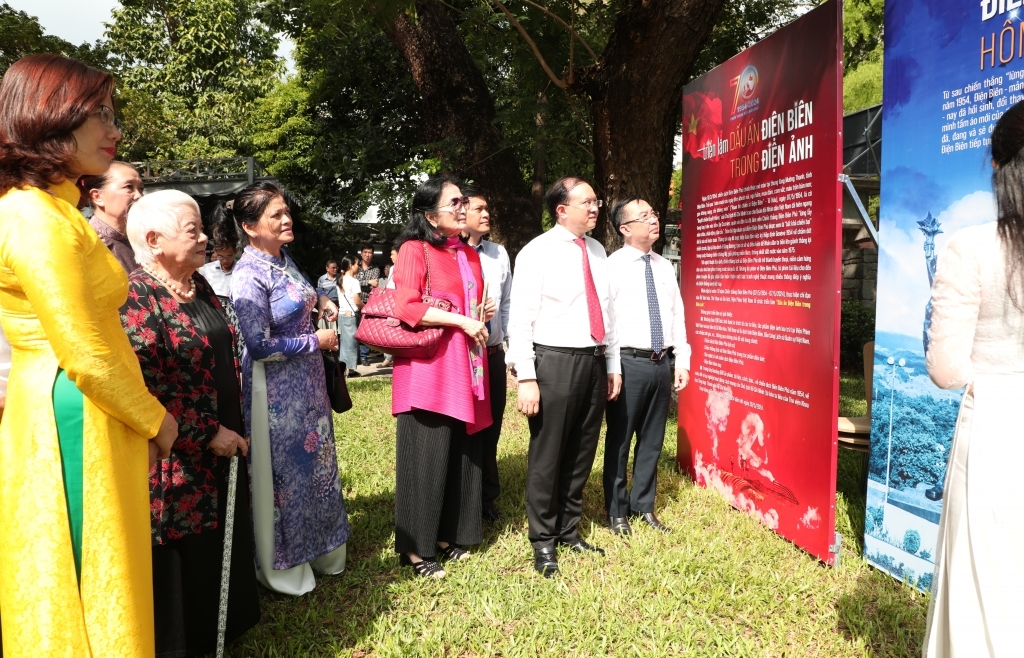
[
  {"left": 121, "top": 190, "right": 259, "bottom": 656},
  {"left": 228, "top": 182, "right": 350, "bottom": 595}
]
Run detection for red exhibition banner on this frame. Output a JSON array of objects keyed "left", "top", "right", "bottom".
[{"left": 677, "top": 0, "right": 843, "bottom": 564}]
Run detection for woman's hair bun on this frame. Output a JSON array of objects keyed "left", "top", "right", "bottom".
[{"left": 209, "top": 203, "right": 239, "bottom": 250}]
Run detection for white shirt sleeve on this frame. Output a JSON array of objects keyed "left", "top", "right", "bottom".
[
  {"left": 498, "top": 245, "right": 512, "bottom": 340},
  {"left": 506, "top": 243, "right": 543, "bottom": 380},
  {"left": 602, "top": 256, "right": 621, "bottom": 376},
  {"left": 668, "top": 272, "right": 691, "bottom": 371}
]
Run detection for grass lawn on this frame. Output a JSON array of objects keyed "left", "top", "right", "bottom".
[{"left": 229, "top": 373, "right": 928, "bottom": 657}]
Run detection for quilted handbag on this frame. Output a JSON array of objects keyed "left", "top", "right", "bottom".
[{"left": 354, "top": 241, "right": 453, "bottom": 359}]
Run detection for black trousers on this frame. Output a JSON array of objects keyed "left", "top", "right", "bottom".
[
  {"left": 395, "top": 409, "right": 483, "bottom": 558},
  {"left": 603, "top": 352, "right": 672, "bottom": 517},
  {"left": 526, "top": 346, "right": 607, "bottom": 550},
  {"left": 480, "top": 349, "right": 508, "bottom": 509}
]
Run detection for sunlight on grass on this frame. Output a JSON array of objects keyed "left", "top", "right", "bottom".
[{"left": 230, "top": 375, "right": 928, "bottom": 657}]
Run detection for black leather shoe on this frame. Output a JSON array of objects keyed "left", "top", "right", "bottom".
[
  {"left": 633, "top": 511, "right": 671, "bottom": 533},
  {"left": 558, "top": 538, "right": 605, "bottom": 556},
  {"left": 533, "top": 548, "right": 559, "bottom": 577},
  {"left": 482, "top": 506, "right": 503, "bottom": 523},
  {"left": 608, "top": 516, "right": 632, "bottom": 536}
]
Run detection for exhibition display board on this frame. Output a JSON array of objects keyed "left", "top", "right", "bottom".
[
  {"left": 864, "top": 0, "right": 1004, "bottom": 591},
  {"left": 677, "top": 0, "right": 844, "bottom": 564}
]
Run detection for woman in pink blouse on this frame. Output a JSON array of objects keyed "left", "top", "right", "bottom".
[{"left": 389, "top": 176, "right": 495, "bottom": 578}]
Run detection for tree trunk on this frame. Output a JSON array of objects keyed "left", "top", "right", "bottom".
[
  {"left": 384, "top": 0, "right": 541, "bottom": 259},
  {"left": 531, "top": 93, "right": 548, "bottom": 219},
  {"left": 575, "top": 0, "right": 726, "bottom": 253}
]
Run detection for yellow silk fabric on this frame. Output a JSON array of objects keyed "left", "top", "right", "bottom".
[{"left": 0, "top": 181, "right": 166, "bottom": 657}]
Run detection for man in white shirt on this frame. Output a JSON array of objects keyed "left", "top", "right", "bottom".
[
  {"left": 198, "top": 243, "right": 238, "bottom": 299},
  {"left": 461, "top": 183, "right": 513, "bottom": 523},
  {"left": 604, "top": 197, "right": 691, "bottom": 536},
  {"left": 506, "top": 176, "right": 622, "bottom": 577}
]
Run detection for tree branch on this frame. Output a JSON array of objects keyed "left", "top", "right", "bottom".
[
  {"left": 488, "top": 0, "right": 567, "bottom": 89},
  {"left": 519, "top": 0, "right": 597, "bottom": 61}
]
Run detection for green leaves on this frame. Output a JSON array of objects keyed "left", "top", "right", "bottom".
[
  {"left": 0, "top": 3, "right": 110, "bottom": 76},
  {"left": 106, "top": 0, "right": 282, "bottom": 160}
]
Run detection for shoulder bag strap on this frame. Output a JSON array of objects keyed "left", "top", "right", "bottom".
[{"left": 421, "top": 240, "right": 432, "bottom": 297}]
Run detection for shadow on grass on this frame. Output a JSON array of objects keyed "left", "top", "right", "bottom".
[
  {"left": 837, "top": 565, "right": 929, "bottom": 657},
  {"left": 229, "top": 487, "right": 404, "bottom": 656}
]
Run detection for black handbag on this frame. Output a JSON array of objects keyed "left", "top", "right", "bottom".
[{"left": 322, "top": 351, "right": 353, "bottom": 414}]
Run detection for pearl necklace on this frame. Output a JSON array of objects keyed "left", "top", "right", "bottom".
[{"left": 144, "top": 265, "right": 196, "bottom": 300}]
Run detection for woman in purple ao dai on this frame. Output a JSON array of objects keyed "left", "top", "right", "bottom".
[{"left": 228, "top": 182, "right": 350, "bottom": 596}]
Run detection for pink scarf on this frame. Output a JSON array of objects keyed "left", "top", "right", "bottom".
[{"left": 445, "top": 236, "right": 485, "bottom": 400}]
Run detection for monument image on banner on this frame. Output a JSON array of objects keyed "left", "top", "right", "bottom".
[
  {"left": 677, "top": 0, "right": 843, "bottom": 564},
  {"left": 865, "top": 0, "right": 1007, "bottom": 591}
]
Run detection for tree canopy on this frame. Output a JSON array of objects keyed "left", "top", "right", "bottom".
[
  {"left": 2, "top": 0, "right": 885, "bottom": 263},
  {"left": 0, "top": 2, "right": 109, "bottom": 75}
]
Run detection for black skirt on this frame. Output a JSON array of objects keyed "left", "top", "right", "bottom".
[{"left": 153, "top": 460, "right": 260, "bottom": 658}]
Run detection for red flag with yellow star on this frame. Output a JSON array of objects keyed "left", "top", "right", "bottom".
[{"left": 683, "top": 91, "right": 723, "bottom": 161}]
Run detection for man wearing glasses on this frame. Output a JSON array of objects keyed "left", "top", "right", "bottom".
[
  {"left": 604, "top": 197, "right": 690, "bottom": 538},
  {"left": 506, "top": 176, "right": 621, "bottom": 577},
  {"left": 460, "top": 183, "right": 513, "bottom": 524}
]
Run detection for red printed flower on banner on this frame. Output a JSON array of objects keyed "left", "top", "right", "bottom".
[{"left": 684, "top": 92, "right": 724, "bottom": 162}]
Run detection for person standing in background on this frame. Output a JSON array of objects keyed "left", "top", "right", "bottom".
[
  {"left": 81, "top": 161, "right": 144, "bottom": 273},
  {"left": 506, "top": 176, "right": 621, "bottom": 578},
  {"left": 337, "top": 256, "right": 363, "bottom": 378},
  {"left": 604, "top": 197, "right": 690, "bottom": 537},
  {"left": 460, "top": 183, "right": 512, "bottom": 523},
  {"left": 198, "top": 205, "right": 240, "bottom": 300},
  {"left": 318, "top": 260, "right": 341, "bottom": 305},
  {"left": 355, "top": 244, "right": 380, "bottom": 366},
  {"left": 381, "top": 247, "right": 400, "bottom": 368}
]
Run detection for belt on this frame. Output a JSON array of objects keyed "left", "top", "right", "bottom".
[
  {"left": 534, "top": 343, "right": 606, "bottom": 357},
  {"left": 487, "top": 345, "right": 504, "bottom": 356},
  {"left": 621, "top": 347, "right": 668, "bottom": 361}
]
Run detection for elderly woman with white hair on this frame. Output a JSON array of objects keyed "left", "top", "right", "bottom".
[{"left": 120, "top": 189, "right": 260, "bottom": 657}]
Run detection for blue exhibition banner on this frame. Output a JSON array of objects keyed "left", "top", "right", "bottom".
[{"left": 866, "top": 0, "right": 1014, "bottom": 590}]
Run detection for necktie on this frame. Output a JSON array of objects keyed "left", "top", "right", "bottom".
[
  {"left": 574, "top": 237, "right": 605, "bottom": 343},
  {"left": 643, "top": 254, "right": 664, "bottom": 352}
]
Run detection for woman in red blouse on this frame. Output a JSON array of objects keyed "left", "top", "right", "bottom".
[{"left": 389, "top": 176, "right": 495, "bottom": 578}]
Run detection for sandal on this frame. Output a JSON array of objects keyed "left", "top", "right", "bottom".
[
  {"left": 437, "top": 543, "right": 471, "bottom": 562},
  {"left": 400, "top": 554, "right": 446, "bottom": 578}
]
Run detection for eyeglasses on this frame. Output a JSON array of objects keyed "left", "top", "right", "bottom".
[
  {"left": 436, "top": 196, "right": 470, "bottom": 212},
  {"left": 621, "top": 210, "right": 660, "bottom": 226},
  {"left": 90, "top": 105, "right": 122, "bottom": 131},
  {"left": 568, "top": 199, "right": 603, "bottom": 211}
]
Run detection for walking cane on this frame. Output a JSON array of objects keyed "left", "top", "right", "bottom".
[{"left": 215, "top": 453, "right": 239, "bottom": 658}]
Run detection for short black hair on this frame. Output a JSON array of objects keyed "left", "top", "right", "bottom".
[
  {"left": 460, "top": 182, "right": 487, "bottom": 201},
  {"left": 544, "top": 176, "right": 588, "bottom": 219},
  {"left": 610, "top": 195, "right": 643, "bottom": 233},
  {"left": 325, "top": 259, "right": 338, "bottom": 268},
  {"left": 359, "top": 244, "right": 373, "bottom": 253}
]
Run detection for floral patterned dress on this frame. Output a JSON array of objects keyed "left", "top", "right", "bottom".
[
  {"left": 120, "top": 270, "right": 260, "bottom": 656},
  {"left": 121, "top": 271, "right": 236, "bottom": 541},
  {"left": 231, "top": 246, "right": 349, "bottom": 571}
]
